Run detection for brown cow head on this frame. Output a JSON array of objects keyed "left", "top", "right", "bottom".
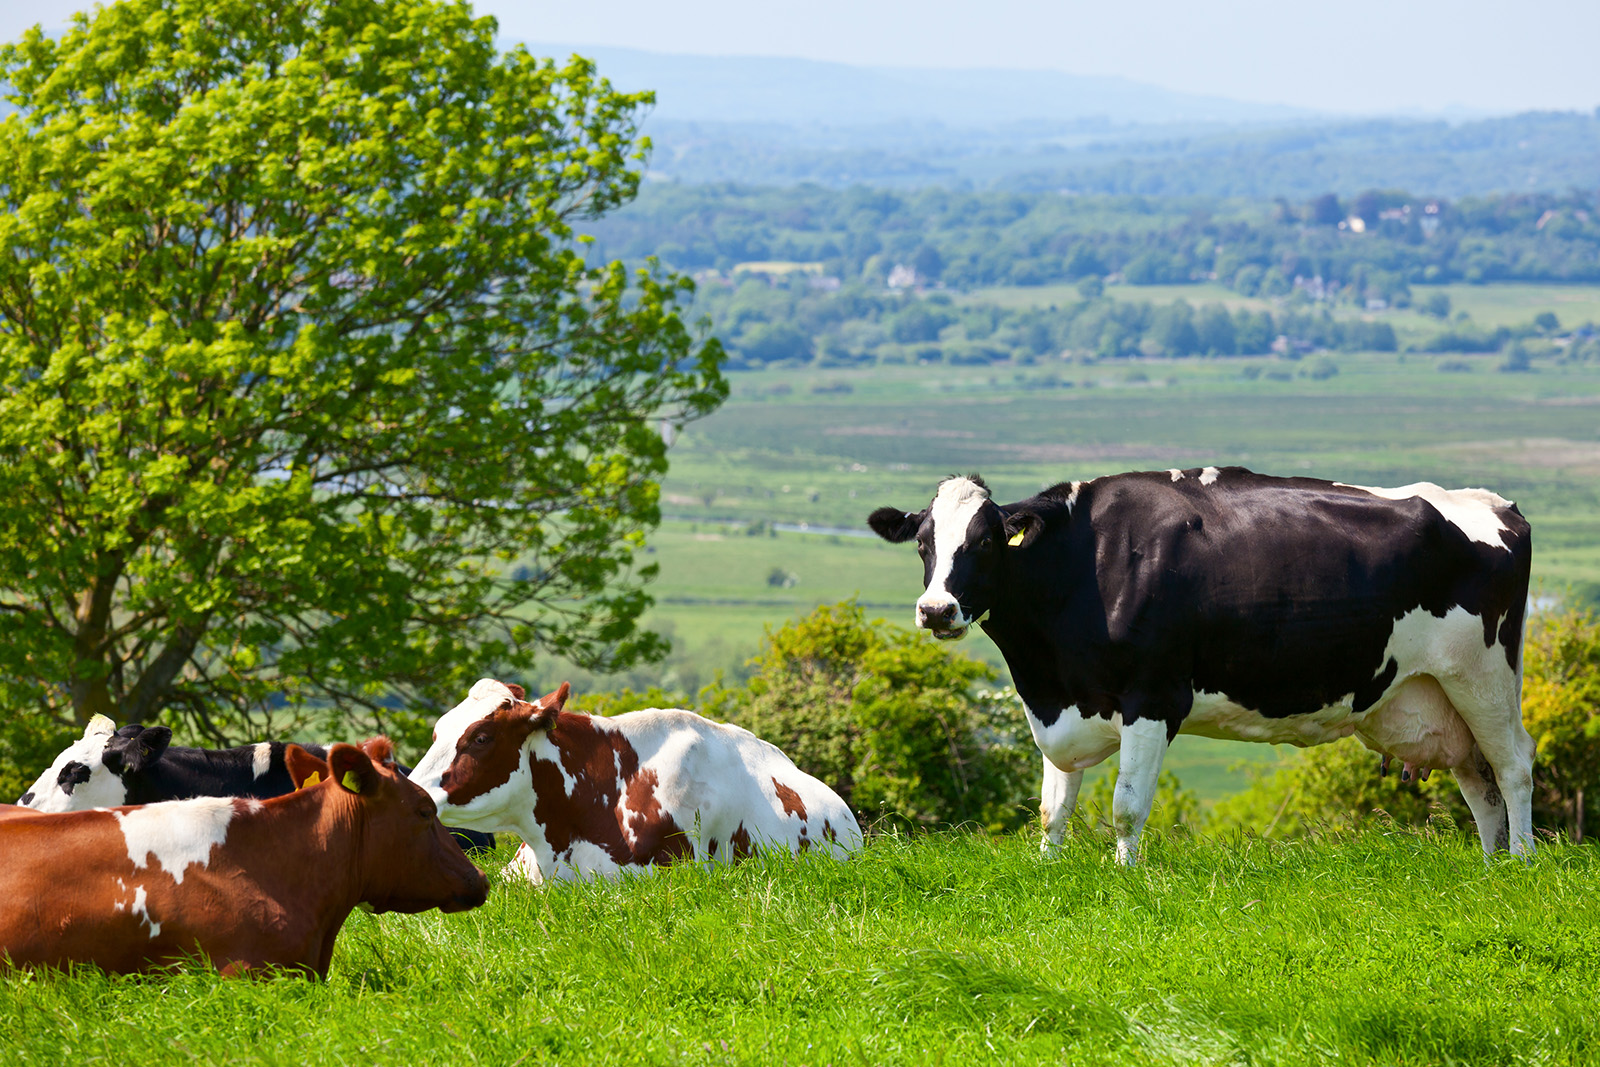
[
  {"left": 285, "top": 739, "right": 488, "bottom": 915},
  {"left": 407, "top": 679, "right": 572, "bottom": 832}
]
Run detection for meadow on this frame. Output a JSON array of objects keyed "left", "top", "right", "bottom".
[{"left": 6, "top": 829, "right": 1599, "bottom": 1066}]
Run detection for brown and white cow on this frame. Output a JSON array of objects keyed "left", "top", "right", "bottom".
[
  {"left": 408, "top": 679, "right": 863, "bottom": 883},
  {"left": 0, "top": 739, "right": 487, "bottom": 976}
]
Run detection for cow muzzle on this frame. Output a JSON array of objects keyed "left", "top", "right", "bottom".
[{"left": 916, "top": 598, "right": 971, "bottom": 639}]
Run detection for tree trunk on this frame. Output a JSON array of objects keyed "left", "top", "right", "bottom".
[
  {"left": 1577, "top": 789, "right": 1585, "bottom": 845},
  {"left": 69, "top": 562, "right": 122, "bottom": 727}
]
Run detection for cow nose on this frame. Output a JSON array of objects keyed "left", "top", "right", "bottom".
[{"left": 920, "top": 602, "right": 956, "bottom": 628}]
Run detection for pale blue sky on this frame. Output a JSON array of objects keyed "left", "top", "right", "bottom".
[{"left": 5, "top": 0, "right": 1597, "bottom": 115}]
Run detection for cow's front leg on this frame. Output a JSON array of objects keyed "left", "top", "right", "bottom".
[
  {"left": 1040, "top": 760, "right": 1083, "bottom": 853},
  {"left": 1113, "top": 717, "right": 1172, "bottom": 866}
]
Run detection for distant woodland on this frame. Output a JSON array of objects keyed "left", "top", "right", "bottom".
[{"left": 589, "top": 186, "right": 1600, "bottom": 366}]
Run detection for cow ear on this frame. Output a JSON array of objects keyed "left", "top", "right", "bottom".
[
  {"left": 327, "top": 744, "right": 381, "bottom": 796},
  {"left": 1002, "top": 509, "right": 1044, "bottom": 549},
  {"left": 523, "top": 681, "right": 570, "bottom": 730},
  {"left": 506, "top": 683, "right": 526, "bottom": 701},
  {"left": 868, "top": 507, "right": 924, "bottom": 543},
  {"left": 125, "top": 726, "right": 170, "bottom": 772},
  {"left": 359, "top": 736, "right": 396, "bottom": 767},
  {"left": 286, "top": 745, "right": 331, "bottom": 790}
]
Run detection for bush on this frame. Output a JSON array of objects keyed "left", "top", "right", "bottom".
[
  {"left": 1523, "top": 610, "right": 1600, "bottom": 840},
  {"left": 699, "top": 601, "right": 1035, "bottom": 832}
]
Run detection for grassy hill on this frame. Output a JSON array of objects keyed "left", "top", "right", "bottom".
[{"left": 9, "top": 830, "right": 1598, "bottom": 1065}]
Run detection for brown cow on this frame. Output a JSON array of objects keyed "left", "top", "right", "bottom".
[{"left": 0, "top": 738, "right": 487, "bottom": 976}]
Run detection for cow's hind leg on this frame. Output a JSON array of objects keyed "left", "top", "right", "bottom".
[
  {"left": 1112, "top": 717, "right": 1170, "bottom": 867},
  {"left": 1453, "top": 745, "right": 1509, "bottom": 856},
  {"left": 1438, "top": 674, "right": 1536, "bottom": 856},
  {"left": 1040, "top": 760, "right": 1083, "bottom": 854}
]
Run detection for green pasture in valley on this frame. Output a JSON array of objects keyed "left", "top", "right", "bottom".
[{"left": 5, "top": 829, "right": 1599, "bottom": 1066}]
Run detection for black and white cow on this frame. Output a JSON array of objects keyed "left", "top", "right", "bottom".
[
  {"left": 870, "top": 468, "right": 1534, "bottom": 864},
  {"left": 18, "top": 716, "right": 495, "bottom": 851}
]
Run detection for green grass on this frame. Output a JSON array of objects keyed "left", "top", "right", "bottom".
[{"left": 7, "top": 829, "right": 1600, "bottom": 1065}]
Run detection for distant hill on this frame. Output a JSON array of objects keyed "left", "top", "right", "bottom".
[
  {"left": 516, "top": 42, "right": 1313, "bottom": 127},
  {"left": 514, "top": 43, "right": 1597, "bottom": 197}
]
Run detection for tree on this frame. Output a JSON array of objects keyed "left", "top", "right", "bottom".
[
  {"left": 910, "top": 244, "right": 945, "bottom": 282},
  {"left": 0, "top": 0, "right": 727, "bottom": 742},
  {"left": 1522, "top": 610, "right": 1600, "bottom": 841},
  {"left": 1308, "top": 193, "right": 1344, "bottom": 226},
  {"left": 701, "top": 601, "right": 1035, "bottom": 832}
]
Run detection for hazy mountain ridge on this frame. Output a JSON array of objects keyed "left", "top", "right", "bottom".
[{"left": 516, "top": 41, "right": 1313, "bottom": 126}]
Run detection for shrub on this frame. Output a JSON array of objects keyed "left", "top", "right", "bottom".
[{"left": 699, "top": 601, "right": 1035, "bottom": 832}]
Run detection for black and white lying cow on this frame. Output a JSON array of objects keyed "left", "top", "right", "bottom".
[
  {"left": 870, "top": 468, "right": 1535, "bottom": 865},
  {"left": 18, "top": 716, "right": 495, "bottom": 851}
]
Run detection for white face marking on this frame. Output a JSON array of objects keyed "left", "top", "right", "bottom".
[
  {"left": 917, "top": 477, "right": 990, "bottom": 630},
  {"left": 115, "top": 797, "right": 235, "bottom": 886},
  {"left": 1334, "top": 481, "right": 1513, "bottom": 550},
  {"left": 251, "top": 742, "right": 272, "bottom": 780},
  {"left": 409, "top": 678, "right": 522, "bottom": 803},
  {"left": 1199, "top": 466, "right": 1221, "bottom": 486},
  {"left": 1168, "top": 468, "right": 1184, "bottom": 481},
  {"left": 19, "top": 715, "right": 126, "bottom": 812}
]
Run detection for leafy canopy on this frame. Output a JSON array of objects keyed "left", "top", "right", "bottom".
[{"left": 0, "top": 0, "right": 725, "bottom": 741}]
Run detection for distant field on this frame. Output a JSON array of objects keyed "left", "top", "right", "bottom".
[
  {"left": 960, "top": 279, "right": 1600, "bottom": 344},
  {"left": 10, "top": 830, "right": 1600, "bottom": 1066}
]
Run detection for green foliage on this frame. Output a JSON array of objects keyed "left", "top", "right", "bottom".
[
  {"left": 1523, "top": 610, "right": 1600, "bottom": 840},
  {"left": 0, "top": 0, "right": 726, "bottom": 745},
  {"left": 700, "top": 601, "right": 1034, "bottom": 832},
  {"left": 567, "top": 686, "right": 687, "bottom": 718},
  {"left": 1209, "top": 737, "right": 1470, "bottom": 839}
]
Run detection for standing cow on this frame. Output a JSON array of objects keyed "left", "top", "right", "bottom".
[
  {"left": 869, "top": 468, "right": 1534, "bottom": 864},
  {"left": 0, "top": 739, "right": 487, "bottom": 976},
  {"left": 408, "top": 679, "right": 862, "bottom": 883}
]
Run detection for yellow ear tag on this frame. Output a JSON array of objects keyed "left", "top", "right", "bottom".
[
  {"left": 300, "top": 771, "right": 321, "bottom": 790},
  {"left": 1007, "top": 530, "right": 1026, "bottom": 547},
  {"left": 341, "top": 770, "right": 362, "bottom": 794}
]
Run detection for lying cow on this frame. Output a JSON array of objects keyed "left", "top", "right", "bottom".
[
  {"left": 0, "top": 738, "right": 487, "bottom": 976},
  {"left": 18, "top": 716, "right": 493, "bottom": 851},
  {"left": 408, "top": 680, "right": 862, "bottom": 883},
  {"left": 870, "top": 468, "right": 1535, "bottom": 865}
]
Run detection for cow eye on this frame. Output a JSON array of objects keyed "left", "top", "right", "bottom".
[
  {"left": 472, "top": 731, "right": 492, "bottom": 746},
  {"left": 979, "top": 536, "right": 994, "bottom": 552}
]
